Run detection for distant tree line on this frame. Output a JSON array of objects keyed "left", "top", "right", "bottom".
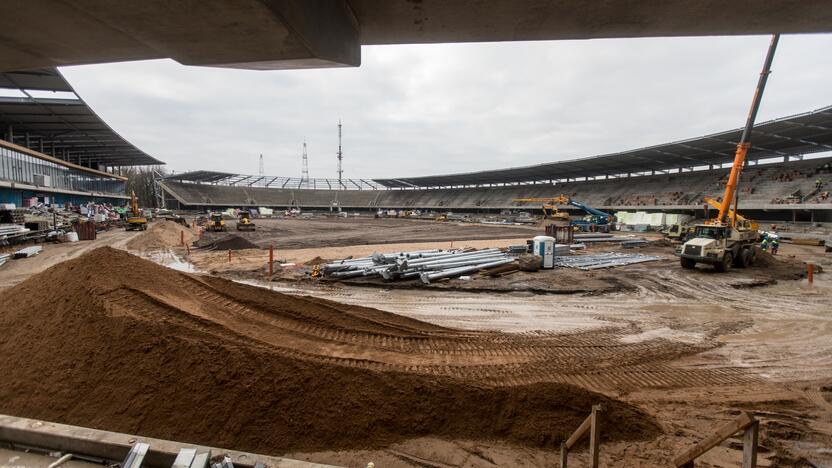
[{"left": 121, "top": 166, "right": 167, "bottom": 208}]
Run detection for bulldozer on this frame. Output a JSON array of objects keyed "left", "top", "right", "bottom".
[
  {"left": 207, "top": 213, "right": 226, "bottom": 232},
  {"left": 125, "top": 191, "right": 148, "bottom": 231},
  {"left": 237, "top": 211, "right": 256, "bottom": 231}
]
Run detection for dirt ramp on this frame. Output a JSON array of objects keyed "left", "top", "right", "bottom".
[
  {"left": 126, "top": 220, "right": 198, "bottom": 251},
  {"left": 0, "top": 247, "right": 660, "bottom": 454}
]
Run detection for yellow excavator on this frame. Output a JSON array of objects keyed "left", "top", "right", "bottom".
[
  {"left": 511, "top": 196, "right": 571, "bottom": 227},
  {"left": 125, "top": 191, "right": 148, "bottom": 231},
  {"left": 680, "top": 34, "right": 778, "bottom": 272}
]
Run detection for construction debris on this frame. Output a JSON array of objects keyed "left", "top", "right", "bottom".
[
  {"left": 554, "top": 252, "right": 663, "bottom": 270},
  {"left": 323, "top": 248, "right": 515, "bottom": 284}
]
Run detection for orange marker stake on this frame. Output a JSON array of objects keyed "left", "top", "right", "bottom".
[
  {"left": 807, "top": 262, "right": 814, "bottom": 285},
  {"left": 269, "top": 245, "right": 274, "bottom": 279}
]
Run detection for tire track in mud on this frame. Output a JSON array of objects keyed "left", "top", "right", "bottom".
[{"left": 100, "top": 269, "right": 760, "bottom": 392}]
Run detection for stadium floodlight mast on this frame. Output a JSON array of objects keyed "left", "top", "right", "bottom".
[
  {"left": 337, "top": 120, "right": 343, "bottom": 190},
  {"left": 301, "top": 139, "right": 310, "bottom": 189}
]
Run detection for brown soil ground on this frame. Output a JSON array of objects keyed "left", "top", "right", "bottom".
[
  {"left": 2, "top": 218, "right": 830, "bottom": 466},
  {"left": 0, "top": 247, "right": 661, "bottom": 455},
  {"left": 200, "top": 217, "right": 540, "bottom": 249}
]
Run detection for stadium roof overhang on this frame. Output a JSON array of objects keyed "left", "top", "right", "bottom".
[
  {"left": 373, "top": 105, "right": 832, "bottom": 188},
  {"left": 2, "top": 1, "right": 831, "bottom": 72},
  {"left": 0, "top": 68, "right": 163, "bottom": 167}
]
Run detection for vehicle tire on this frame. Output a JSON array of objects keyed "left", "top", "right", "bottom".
[
  {"left": 680, "top": 257, "right": 696, "bottom": 269},
  {"left": 734, "top": 248, "right": 750, "bottom": 268},
  {"left": 715, "top": 253, "right": 732, "bottom": 272}
]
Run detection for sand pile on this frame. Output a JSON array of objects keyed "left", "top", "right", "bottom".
[
  {"left": 0, "top": 247, "right": 660, "bottom": 454},
  {"left": 196, "top": 234, "right": 259, "bottom": 251},
  {"left": 126, "top": 220, "right": 198, "bottom": 251}
]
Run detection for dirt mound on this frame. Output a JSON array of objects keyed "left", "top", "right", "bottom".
[
  {"left": 304, "top": 256, "right": 328, "bottom": 266},
  {"left": 126, "top": 221, "right": 198, "bottom": 251},
  {"left": 0, "top": 247, "right": 660, "bottom": 454},
  {"left": 196, "top": 234, "right": 259, "bottom": 251},
  {"left": 753, "top": 248, "right": 811, "bottom": 280}
]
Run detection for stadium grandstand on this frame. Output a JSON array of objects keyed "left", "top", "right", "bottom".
[
  {"left": 0, "top": 68, "right": 162, "bottom": 206},
  {"left": 162, "top": 105, "right": 832, "bottom": 223}
]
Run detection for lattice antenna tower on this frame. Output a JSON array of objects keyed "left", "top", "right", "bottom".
[
  {"left": 337, "top": 120, "right": 343, "bottom": 189},
  {"left": 301, "top": 139, "right": 310, "bottom": 188},
  {"left": 258, "top": 153, "right": 264, "bottom": 176}
]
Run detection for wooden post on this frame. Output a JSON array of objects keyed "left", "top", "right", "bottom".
[
  {"left": 180, "top": 230, "right": 184, "bottom": 246},
  {"left": 186, "top": 244, "right": 190, "bottom": 255},
  {"left": 807, "top": 262, "right": 814, "bottom": 285},
  {"left": 589, "top": 404, "right": 601, "bottom": 468},
  {"left": 673, "top": 412, "right": 755, "bottom": 467},
  {"left": 742, "top": 420, "right": 759, "bottom": 468},
  {"left": 228, "top": 249, "right": 232, "bottom": 263},
  {"left": 561, "top": 404, "right": 604, "bottom": 468},
  {"left": 268, "top": 245, "right": 274, "bottom": 278}
]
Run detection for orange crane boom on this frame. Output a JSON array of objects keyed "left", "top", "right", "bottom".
[{"left": 717, "top": 34, "right": 780, "bottom": 225}]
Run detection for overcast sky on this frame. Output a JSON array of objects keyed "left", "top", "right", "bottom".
[{"left": 59, "top": 33, "right": 832, "bottom": 180}]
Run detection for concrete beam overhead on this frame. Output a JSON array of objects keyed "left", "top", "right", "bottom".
[{"left": 1, "top": 0, "right": 831, "bottom": 72}]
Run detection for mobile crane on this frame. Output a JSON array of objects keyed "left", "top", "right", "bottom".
[{"left": 679, "top": 34, "right": 779, "bottom": 272}]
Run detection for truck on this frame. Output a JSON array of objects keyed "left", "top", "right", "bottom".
[{"left": 679, "top": 34, "right": 779, "bottom": 272}]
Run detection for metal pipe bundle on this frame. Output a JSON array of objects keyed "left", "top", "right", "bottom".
[
  {"left": 323, "top": 247, "right": 515, "bottom": 284},
  {"left": 553, "top": 252, "right": 662, "bottom": 270}
]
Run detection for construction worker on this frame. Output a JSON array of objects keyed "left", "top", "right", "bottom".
[
  {"left": 816, "top": 177, "right": 825, "bottom": 190},
  {"left": 770, "top": 235, "right": 780, "bottom": 255},
  {"left": 761, "top": 235, "right": 769, "bottom": 252}
]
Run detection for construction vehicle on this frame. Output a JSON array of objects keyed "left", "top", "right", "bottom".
[
  {"left": 207, "top": 213, "right": 227, "bottom": 232},
  {"left": 511, "top": 197, "right": 571, "bottom": 228},
  {"left": 125, "top": 191, "right": 148, "bottom": 231},
  {"left": 236, "top": 211, "right": 255, "bottom": 231},
  {"left": 551, "top": 195, "right": 615, "bottom": 232},
  {"left": 663, "top": 223, "right": 689, "bottom": 241},
  {"left": 680, "top": 34, "right": 778, "bottom": 272}
]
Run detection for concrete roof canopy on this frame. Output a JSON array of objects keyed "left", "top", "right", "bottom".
[{"left": 0, "top": 68, "right": 163, "bottom": 167}]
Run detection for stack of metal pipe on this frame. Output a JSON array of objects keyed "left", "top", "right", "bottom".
[
  {"left": 323, "top": 248, "right": 514, "bottom": 284},
  {"left": 553, "top": 252, "right": 662, "bottom": 270}
]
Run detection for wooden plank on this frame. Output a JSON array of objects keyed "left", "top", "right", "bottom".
[
  {"left": 673, "top": 412, "right": 755, "bottom": 467},
  {"left": 564, "top": 414, "right": 592, "bottom": 449},
  {"left": 742, "top": 420, "right": 759, "bottom": 468},
  {"left": 589, "top": 405, "right": 601, "bottom": 468}
]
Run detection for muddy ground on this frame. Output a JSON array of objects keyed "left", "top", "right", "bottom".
[
  {"left": 1, "top": 218, "right": 830, "bottom": 467},
  {"left": 200, "top": 217, "right": 541, "bottom": 249}
]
